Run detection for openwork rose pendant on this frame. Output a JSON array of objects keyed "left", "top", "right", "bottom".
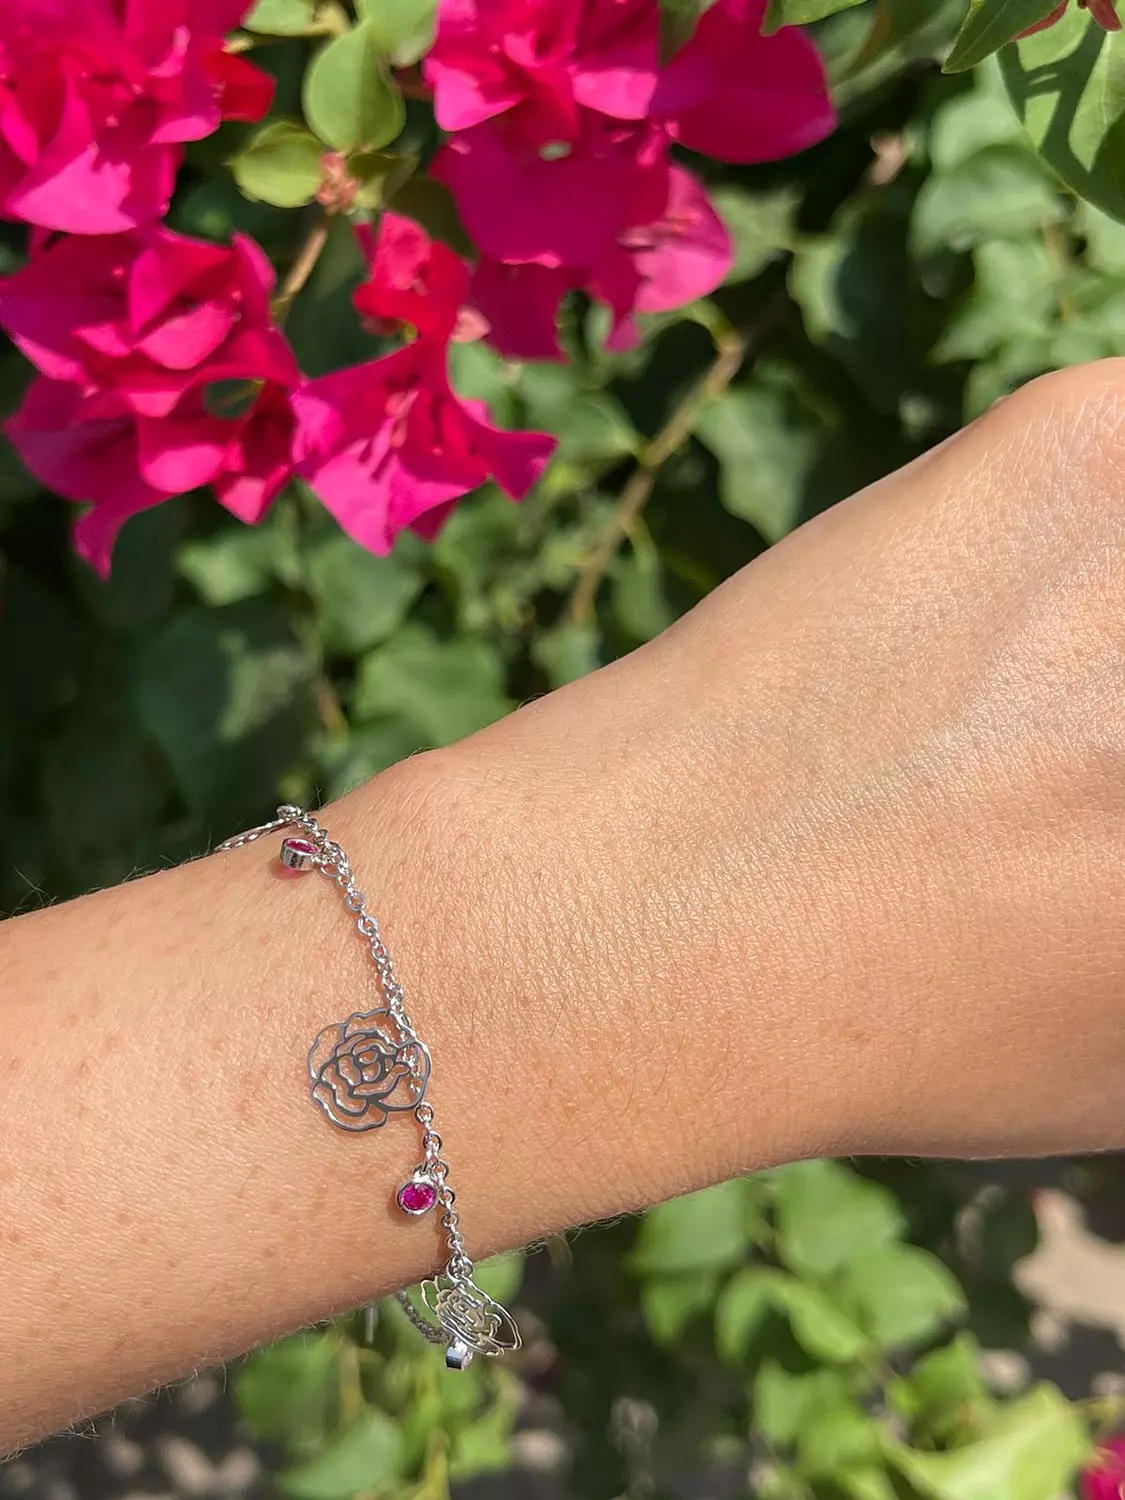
[
  {"left": 307, "top": 1007, "right": 430, "bottom": 1132},
  {"left": 420, "top": 1276, "right": 522, "bottom": 1360}
]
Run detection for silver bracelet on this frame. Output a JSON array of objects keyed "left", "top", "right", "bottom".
[{"left": 217, "top": 804, "right": 520, "bottom": 1371}]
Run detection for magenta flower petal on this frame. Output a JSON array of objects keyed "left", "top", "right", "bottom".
[
  {"left": 294, "top": 338, "right": 555, "bottom": 556},
  {"left": 135, "top": 408, "right": 230, "bottom": 493},
  {"left": 571, "top": 0, "right": 659, "bottom": 120},
  {"left": 1082, "top": 1439, "right": 1125, "bottom": 1500},
  {"left": 471, "top": 258, "right": 569, "bottom": 361},
  {"left": 433, "top": 112, "right": 667, "bottom": 268},
  {"left": 5, "top": 376, "right": 171, "bottom": 576},
  {"left": 455, "top": 396, "right": 557, "bottom": 498},
  {"left": 630, "top": 165, "right": 732, "bottom": 314},
  {"left": 0, "top": 232, "right": 133, "bottom": 380},
  {"left": 213, "top": 384, "right": 296, "bottom": 524},
  {"left": 353, "top": 213, "right": 470, "bottom": 342},
  {"left": 0, "top": 0, "right": 273, "bottom": 232},
  {"left": 654, "top": 0, "right": 835, "bottom": 164}
]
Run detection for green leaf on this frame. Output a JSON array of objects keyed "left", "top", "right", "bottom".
[
  {"left": 849, "top": 0, "right": 964, "bottom": 72},
  {"left": 136, "top": 600, "right": 314, "bottom": 819},
  {"left": 764, "top": 0, "right": 866, "bottom": 31},
  {"left": 631, "top": 1180, "right": 753, "bottom": 1276},
  {"left": 231, "top": 120, "right": 324, "bottom": 207},
  {"left": 79, "top": 496, "right": 182, "bottom": 632},
  {"left": 44, "top": 691, "right": 166, "bottom": 886},
  {"left": 771, "top": 1276, "right": 871, "bottom": 1363},
  {"left": 929, "top": 64, "right": 1024, "bottom": 171},
  {"left": 1077, "top": 196, "right": 1125, "bottom": 269},
  {"left": 447, "top": 1388, "right": 517, "bottom": 1480},
  {"left": 946, "top": 0, "right": 1064, "bottom": 73},
  {"left": 244, "top": 0, "right": 341, "bottom": 34},
  {"left": 933, "top": 237, "right": 1057, "bottom": 363},
  {"left": 694, "top": 387, "right": 812, "bottom": 543},
  {"left": 755, "top": 1361, "right": 853, "bottom": 1447},
  {"left": 835, "top": 1243, "right": 966, "bottom": 1350},
  {"left": 356, "top": 0, "right": 438, "bottom": 65},
  {"left": 887, "top": 1384, "right": 1091, "bottom": 1500},
  {"left": 318, "top": 720, "right": 425, "bottom": 797},
  {"left": 531, "top": 621, "right": 601, "bottom": 687},
  {"left": 640, "top": 1273, "right": 719, "bottom": 1344},
  {"left": 279, "top": 1406, "right": 405, "bottom": 1499},
  {"left": 797, "top": 1402, "right": 883, "bottom": 1480},
  {"left": 612, "top": 542, "right": 677, "bottom": 643},
  {"left": 352, "top": 625, "right": 512, "bottom": 745},
  {"left": 838, "top": 1469, "right": 900, "bottom": 1500},
  {"left": 307, "top": 532, "right": 424, "bottom": 655},
  {"left": 237, "top": 1335, "right": 339, "bottom": 1460},
  {"left": 709, "top": 184, "right": 801, "bottom": 282},
  {"left": 1002, "top": 7, "right": 1125, "bottom": 223},
  {"left": 890, "top": 1333, "right": 995, "bottom": 1443},
  {"left": 911, "top": 143, "right": 1064, "bottom": 255},
  {"left": 303, "top": 22, "right": 404, "bottom": 153},
  {"left": 774, "top": 1160, "right": 905, "bottom": 1277},
  {"left": 179, "top": 515, "right": 302, "bottom": 606},
  {"left": 715, "top": 1266, "right": 778, "bottom": 1365}
]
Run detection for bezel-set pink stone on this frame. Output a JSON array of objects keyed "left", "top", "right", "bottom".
[
  {"left": 397, "top": 1177, "right": 438, "bottom": 1215},
  {"left": 279, "top": 836, "right": 317, "bottom": 871}
]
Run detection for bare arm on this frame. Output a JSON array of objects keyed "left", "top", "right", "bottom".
[{"left": 6, "top": 360, "right": 1125, "bottom": 1450}]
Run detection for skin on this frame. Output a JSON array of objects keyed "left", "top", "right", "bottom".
[{"left": 4, "top": 358, "right": 1125, "bottom": 1449}]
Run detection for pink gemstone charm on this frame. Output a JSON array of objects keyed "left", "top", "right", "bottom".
[
  {"left": 397, "top": 1177, "right": 437, "bottom": 1216},
  {"left": 279, "top": 836, "right": 317, "bottom": 872}
]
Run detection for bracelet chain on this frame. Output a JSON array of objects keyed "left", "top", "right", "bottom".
[{"left": 217, "top": 805, "right": 519, "bottom": 1369}]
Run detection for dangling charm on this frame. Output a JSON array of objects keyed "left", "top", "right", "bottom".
[
  {"left": 279, "top": 835, "right": 317, "bottom": 871},
  {"left": 397, "top": 1172, "right": 438, "bottom": 1216}
]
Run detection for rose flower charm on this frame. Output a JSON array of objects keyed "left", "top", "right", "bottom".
[{"left": 307, "top": 1009, "right": 430, "bottom": 1132}]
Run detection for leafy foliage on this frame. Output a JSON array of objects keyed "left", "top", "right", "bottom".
[{"left": 4, "top": 0, "right": 1125, "bottom": 1493}]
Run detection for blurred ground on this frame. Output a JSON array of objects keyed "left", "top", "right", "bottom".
[{"left": 6, "top": 1158, "right": 1125, "bottom": 1500}]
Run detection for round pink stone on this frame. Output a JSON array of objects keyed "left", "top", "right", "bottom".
[{"left": 397, "top": 1179, "right": 437, "bottom": 1215}]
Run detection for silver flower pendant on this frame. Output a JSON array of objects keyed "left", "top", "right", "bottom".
[{"left": 307, "top": 1008, "right": 430, "bottom": 1132}]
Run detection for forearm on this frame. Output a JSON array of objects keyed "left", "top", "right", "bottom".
[
  {"left": 7, "top": 358, "right": 1125, "bottom": 1451},
  {"left": 0, "top": 746, "right": 819, "bottom": 1451}
]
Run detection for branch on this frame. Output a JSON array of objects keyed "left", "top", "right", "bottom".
[
  {"left": 271, "top": 212, "right": 331, "bottom": 324},
  {"left": 567, "top": 323, "right": 752, "bottom": 626}
]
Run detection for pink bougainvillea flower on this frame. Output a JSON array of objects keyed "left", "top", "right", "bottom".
[
  {"left": 294, "top": 213, "right": 554, "bottom": 554},
  {"left": 653, "top": 0, "right": 835, "bottom": 163},
  {"left": 0, "top": 0, "right": 273, "bottom": 233},
  {"left": 7, "top": 372, "right": 297, "bottom": 573},
  {"left": 1018, "top": 0, "right": 1119, "bottom": 33},
  {"left": 0, "top": 224, "right": 296, "bottom": 414},
  {"left": 473, "top": 163, "right": 732, "bottom": 359},
  {"left": 353, "top": 212, "right": 471, "bottom": 343},
  {"left": 2, "top": 221, "right": 300, "bottom": 572},
  {"left": 424, "top": 0, "right": 658, "bottom": 141},
  {"left": 433, "top": 111, "right": 668, "bottom": 268},
  {"left": 294, "top": 343, "right": 555, "bottom": 555},
  {"left": 1081, "top": 1437, "right": 1125, "bottom": 1500}
]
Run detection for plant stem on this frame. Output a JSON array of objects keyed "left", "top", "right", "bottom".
[
  {"left": 567, "top": 324, "right": 751, "bottom": 625},
  {"left": 272, "top": 212, "right": 331, "bottom": 325}
]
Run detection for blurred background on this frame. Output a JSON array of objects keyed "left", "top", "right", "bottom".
[{"left": 7, "top": 0, "right": 1125, "bottom": 1495}]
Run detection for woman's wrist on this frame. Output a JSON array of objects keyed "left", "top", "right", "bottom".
[{"left": 330, "top": 737, "right": 852, "bottom": 1246}]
